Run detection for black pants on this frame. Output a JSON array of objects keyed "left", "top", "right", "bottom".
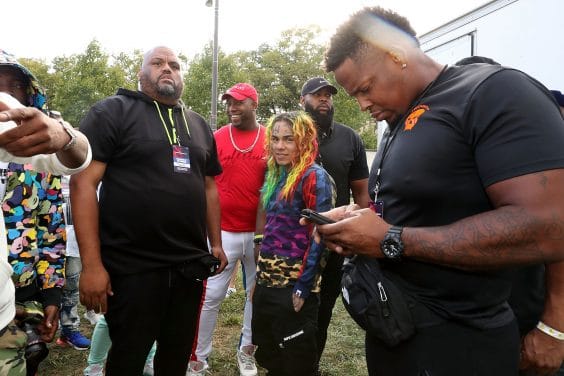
[
  {"left": 104, "top": 267, "right": 204, "bottom": 376},
  {"left": 365, "top": 319, "right": 520, "bottom": 376},
  {"left": 252, "top": 285, "right": 319, "bottom": 376},
  {"left": 316, "top": 251, "right": 344, "bottom": 360}
]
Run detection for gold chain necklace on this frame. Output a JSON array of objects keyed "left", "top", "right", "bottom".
[{"left": 229, "top": 124, "right": 261, "bottom": 153}]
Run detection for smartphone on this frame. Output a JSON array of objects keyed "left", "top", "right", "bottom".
[{"left": 300, "top": 209, "right": 335, "bottom": 225}]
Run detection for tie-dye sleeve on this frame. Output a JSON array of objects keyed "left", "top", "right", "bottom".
[{"left": 293, "top": 167, "right": 335, "bottom": 299}]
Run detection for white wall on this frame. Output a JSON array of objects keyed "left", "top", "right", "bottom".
[{"left": 419, "top": 0, "right": 564, "bottom": 90}]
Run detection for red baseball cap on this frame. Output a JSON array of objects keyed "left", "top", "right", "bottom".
[{"left": 221, "top": 83, "right": 258, "bottom": 103}]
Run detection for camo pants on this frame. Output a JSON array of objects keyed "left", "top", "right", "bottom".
[{"left": 0, "top": 320, "right": 26, "bottom": 375}]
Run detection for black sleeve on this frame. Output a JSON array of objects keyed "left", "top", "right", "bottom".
[
  {"left": 79, "top": 99, "right": 121, "bottom": 163},
  {"left": 348, "top": 131, "right": 369, "bottom": 182},
  {"left": 465, "top": 69, "right": 564, "bottom": 186}
]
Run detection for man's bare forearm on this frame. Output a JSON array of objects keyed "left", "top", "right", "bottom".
[
  {"left": 541, "top": 261, "right": 564, "bottom": 328},
  {"left": 401, "top": 170, "right": 564, "bottom": 269},
  {"left": 56, "top": 131, "right": 90, "bottom": 169},
  {"left": 205, "top": 176, "right": 222, "bottom": 248},
  {"left": 70, "top": 164, "right": 105, "bottom": 270},
  {"left": 405, "top": 204, "right": 563, "bottom": 269}
]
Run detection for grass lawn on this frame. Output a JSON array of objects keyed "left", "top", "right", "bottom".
[{"left": 38, "top": 273, "right": 367, "bottom": 375}]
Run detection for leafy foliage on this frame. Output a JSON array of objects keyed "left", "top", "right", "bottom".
[{"left": 15, "top": 29, "right": 375, "bottom": 146}]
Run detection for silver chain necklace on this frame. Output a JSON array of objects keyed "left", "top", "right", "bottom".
[{"left": 229, "top": 124, "right": 261, "bottom": 153}]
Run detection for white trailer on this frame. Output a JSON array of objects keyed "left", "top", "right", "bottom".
[
  {"left": 373, "top": 0, "right": 562, "bottom": 163},
  {"left": 418, "top": 0, "right": 564, "bottom": 91}
]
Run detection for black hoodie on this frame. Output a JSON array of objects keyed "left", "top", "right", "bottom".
[{"left": 79, "top": 89, "right": 222, "bottom": 275}]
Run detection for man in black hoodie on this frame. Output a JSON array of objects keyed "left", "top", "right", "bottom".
[{"left": 72, "top": 46, "right": 227, "bottom": 375}]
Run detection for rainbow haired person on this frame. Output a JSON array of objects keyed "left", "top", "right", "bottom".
[{"left": 252, "top": 111, "right": 335, "bottom": 376}]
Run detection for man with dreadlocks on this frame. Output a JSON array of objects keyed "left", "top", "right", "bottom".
[{"left": 252, "top": 111, "right": 335, "bottom": 376}]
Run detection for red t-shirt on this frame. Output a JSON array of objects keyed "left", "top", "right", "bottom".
[{"left": 214, "top": 124, "right": 267, "bottom": 232}]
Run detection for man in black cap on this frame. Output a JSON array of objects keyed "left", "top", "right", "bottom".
[{"left": 299, "top": 77, "right": 370, "bottom": 369}]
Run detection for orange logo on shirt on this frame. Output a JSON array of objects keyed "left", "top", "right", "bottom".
[{"left": 404, "top": 104, "right": 429, "bottom": 131}]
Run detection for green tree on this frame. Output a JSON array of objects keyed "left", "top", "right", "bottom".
[
  {"left": 245, "top": 26, "right": 327, "bottom": 120},
  {"left": 113, "top": 50, "right": 144, "bottom": 91},
  {"left": 49, "top": 40, "right": 128, "bottom": 126},
  {"left": 17, "top": 32, "right": 374, "bottom": 146},
  {"left": 183, "top": 43, "right": 247, "bottom": 127}
]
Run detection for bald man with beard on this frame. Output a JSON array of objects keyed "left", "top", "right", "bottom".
[{"left": 71, "top": 46, "right": 227, "bottom": 375}]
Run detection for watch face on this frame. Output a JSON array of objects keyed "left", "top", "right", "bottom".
[{"left": 381, "top": 230, "right": 404, "bottom": 259}]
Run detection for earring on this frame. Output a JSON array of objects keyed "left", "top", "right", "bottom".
[{"left": 401, "top": 63, "right": 407, "bottom": 69}]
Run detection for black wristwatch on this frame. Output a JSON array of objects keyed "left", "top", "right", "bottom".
[{"left": 380, "top": 226, "right": 404, "bottom": 259}]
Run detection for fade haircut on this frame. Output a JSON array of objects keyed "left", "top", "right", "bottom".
[{"left": 324, "top": 6, "right": 418, "bottom": 72}]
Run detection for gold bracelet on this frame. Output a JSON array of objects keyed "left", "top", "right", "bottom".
[{"left": 536, "top": 321, "right": 564, "bottom": 341}]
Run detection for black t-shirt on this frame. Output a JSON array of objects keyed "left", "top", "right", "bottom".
[
  {"left": 80, "top": 89, "right": 222, "bottom": 275},
  {"left": 318, "top": 122, "right": 369, "bottom": 206},
  {"left": 377, "top": 64, "right": 564, "bottom": 329}
]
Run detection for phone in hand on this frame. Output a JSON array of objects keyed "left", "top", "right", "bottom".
[{"left": 300, "top": 209, "right": 335, "bottom": 225}]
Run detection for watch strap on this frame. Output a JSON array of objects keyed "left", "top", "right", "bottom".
[
  {"left": 388, "top": 226, "right": 403, "bottom": 236},
  {"left": 59, "top": 120, "right": 77, "bottom": 151}
]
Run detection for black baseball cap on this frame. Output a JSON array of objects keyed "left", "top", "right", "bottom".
[{"left": 301, "top": 77, "right": 338, "bottom": 96}]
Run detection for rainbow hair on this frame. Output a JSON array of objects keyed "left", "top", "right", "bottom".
[{"left": 261, "top": 111, "right": 318, "bottom": 207}]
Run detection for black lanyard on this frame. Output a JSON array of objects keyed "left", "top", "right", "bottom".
[{"left": 373, "top": 65, "right": 448, "bottom": 200}]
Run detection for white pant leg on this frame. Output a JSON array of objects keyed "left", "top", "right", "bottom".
[
  {"left": 194, "top": 231, "right": 248, "bottom": 362},
  {"left": 239, "top": 232, "right": 256, "bottom": 349}
]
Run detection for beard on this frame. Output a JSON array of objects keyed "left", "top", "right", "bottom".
[
  {"left": 157, "top": 82, "right": 178, "bottom": 98},
  {"left": 304, "top": 102, "right": 334, "bottom": 130},
  {"left": 139, "top": 73, "right": 182, "bottom": 100}
]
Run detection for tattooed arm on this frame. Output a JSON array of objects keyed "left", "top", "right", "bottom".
[
  {"left": 401, "top": 170, "right": 564, "bottom": 268},
  {"left": 318, "top": 169, "right": 564, "bottom": 269}
]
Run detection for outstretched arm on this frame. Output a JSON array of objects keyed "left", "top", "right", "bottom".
[{"left": 0, "top": 98, "right": 90, "bottom": 171}]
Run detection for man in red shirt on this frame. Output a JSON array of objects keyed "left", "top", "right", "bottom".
[{"left": 189, "top": 83, "right": 266, "bottom": 376}]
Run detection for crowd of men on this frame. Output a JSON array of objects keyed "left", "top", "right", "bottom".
[{"left": 1, "top": 4, "right": 564, "bottom": 376}]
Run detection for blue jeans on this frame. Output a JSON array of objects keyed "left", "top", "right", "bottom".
[{"left": 60, "top": 256, "right": 81, "bottom": 333}]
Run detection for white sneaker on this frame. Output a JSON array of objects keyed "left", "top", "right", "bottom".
[
  {"left": 237, "top": 345, "right": 258, "bottom": 376},
  {"left": 83, "top": 310, "right": 102, "bottom": 325},
  {"left": 186, "top": 360, "right": 209, "bottom": 376},
  {"left": 83, "top": 363, "right": 104, "bottom": 376},
  {"left": 143, "top": 358, "right": 154, "bottom": 376}
]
